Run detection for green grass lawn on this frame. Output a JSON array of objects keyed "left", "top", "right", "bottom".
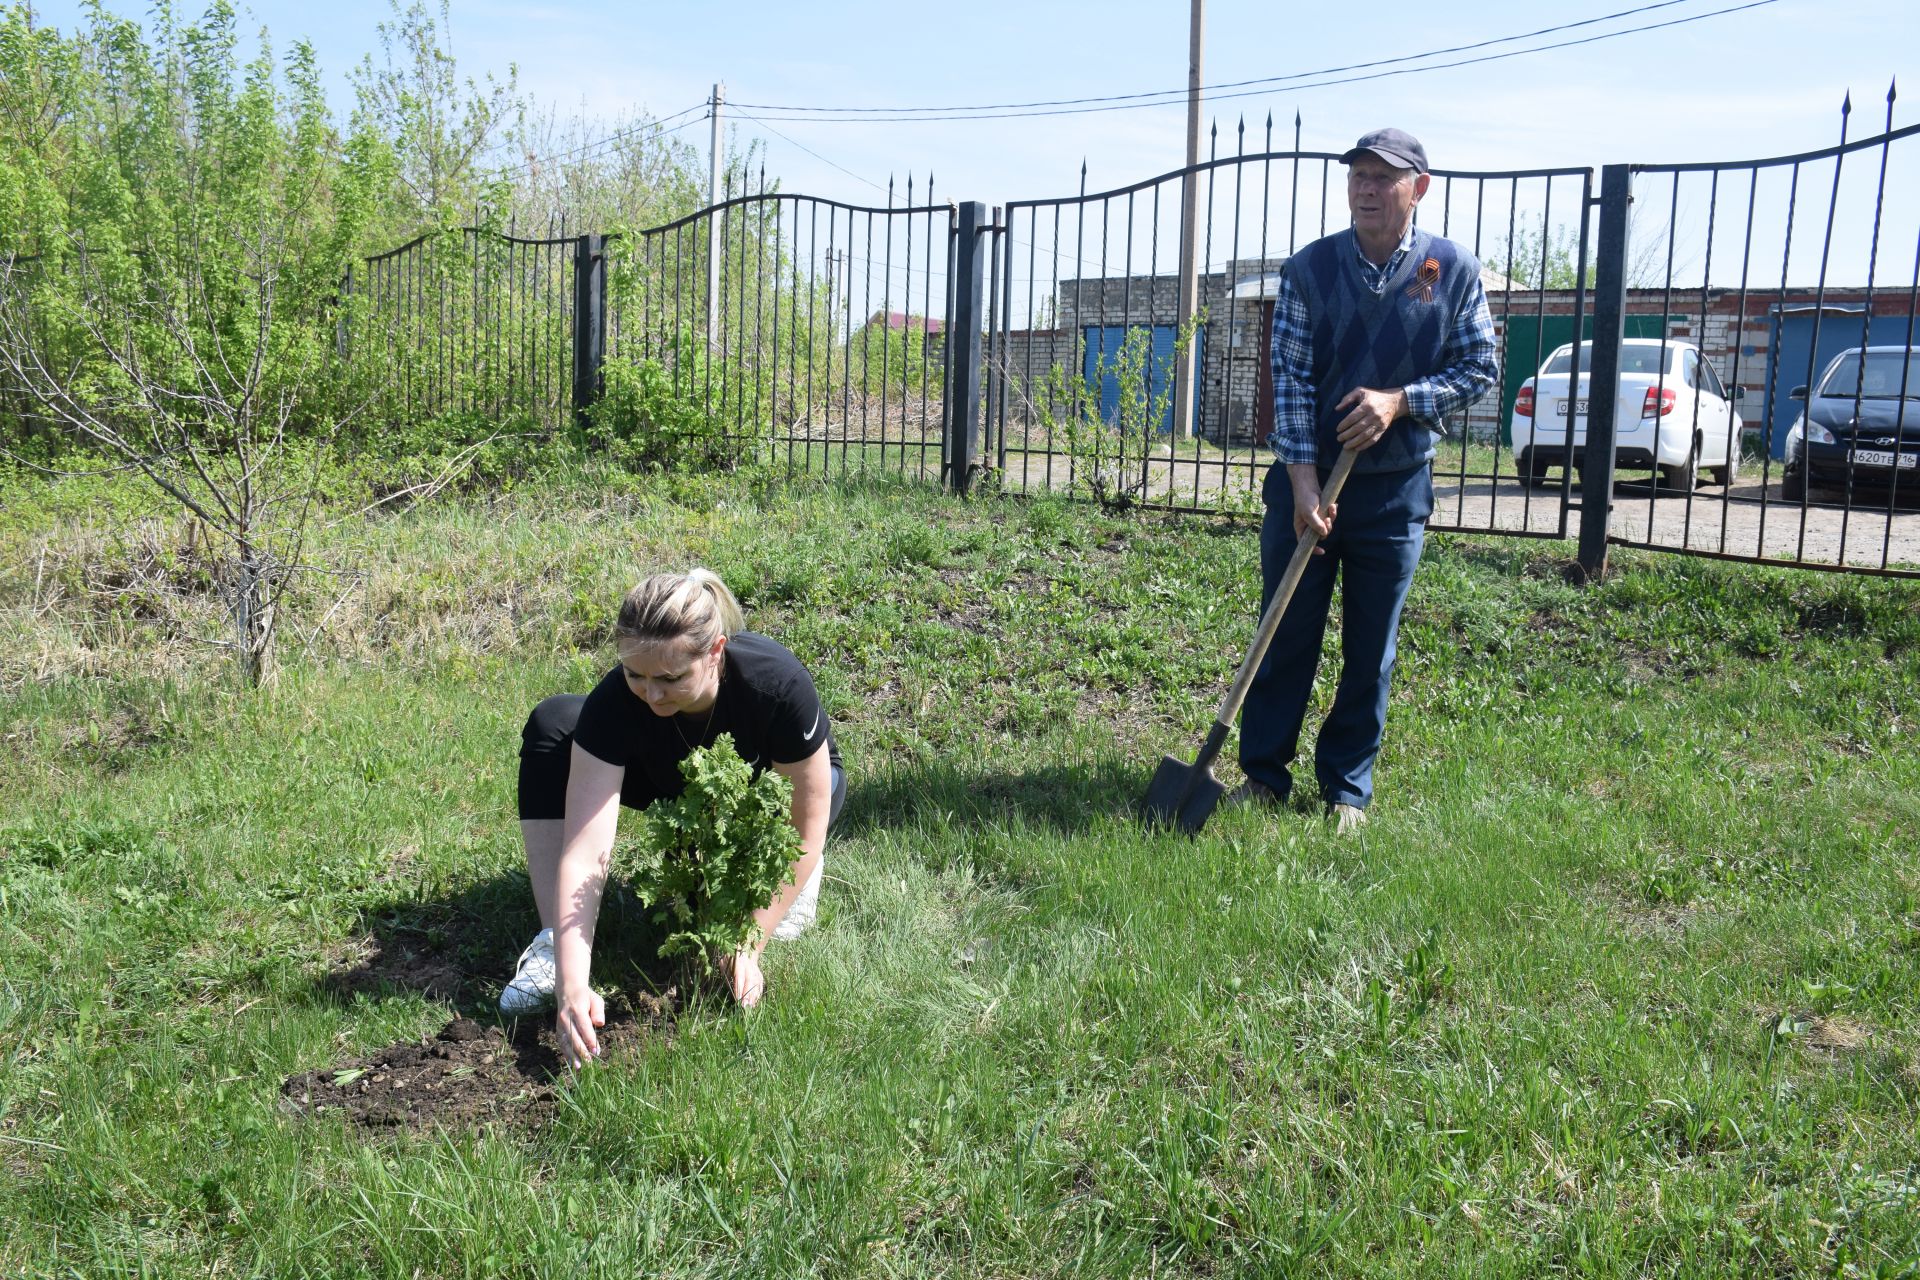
[{"left": 2, "top": 463, "right": 1917, "bottom": 1277}]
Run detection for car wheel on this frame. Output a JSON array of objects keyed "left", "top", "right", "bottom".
[
  {"left": 1515, "top": 450, "right": 1552, "bottom": 487},
  {"left": 1660, "top": 440, "right": 1698, "bottom": 493},
  {"left": 1706, "top": 442, "right": 1739, "bottom": 487},
  {"left": 1782, "top": 462, "right": 1806, "bottom": 501}
]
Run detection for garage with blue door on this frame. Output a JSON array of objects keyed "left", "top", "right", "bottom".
[
  {"left": 1761, "top": 305, "right": 1874, "bottom": 459},
  {"left": 1081, "top": 324, "right": 1206, "bottom": 435}
]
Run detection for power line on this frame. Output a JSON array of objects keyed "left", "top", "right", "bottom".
[
  {"left": 735, "top": 0, "right": 1708, "bottom": 117},
  {"left": 505, "top": 102, "right": 707, "bottom": 175},
  {"left": 736, "top": 0, "right": 1776, "bottom": 124},
  {"left": 731, "top": 107, "right": 889, "bottom": 194}
]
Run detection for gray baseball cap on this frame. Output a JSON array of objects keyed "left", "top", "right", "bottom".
[{"left": 1340, "top": 128, "right": 1429, "bottom": 174}]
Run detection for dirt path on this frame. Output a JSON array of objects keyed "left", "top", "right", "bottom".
[
  {"left": 1429, "top": 473, "right": 1920, "bottom": 572},
  {"left": 989, "top": 450, "right": 1920, "bottom": 572}
]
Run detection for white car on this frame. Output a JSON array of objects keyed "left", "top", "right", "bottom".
[{"left": 1509, "top": 338, "right": 1745, "bottom": 490}]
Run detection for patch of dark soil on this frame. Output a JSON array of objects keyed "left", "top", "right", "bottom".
[{"left": 282, "top": 993, "right": 677, "bottom": 1129}]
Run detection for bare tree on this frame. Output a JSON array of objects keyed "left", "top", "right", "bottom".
[
  {"left": 1, "top": 242, "right": 514, "bottom": 683},
  {"left": 1, "top": 239, "right": 342, "bottom": 683}
]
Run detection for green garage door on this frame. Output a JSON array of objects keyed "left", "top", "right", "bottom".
[{"left": 1499, "top": 314, "right": 1674, "bottom": 445}]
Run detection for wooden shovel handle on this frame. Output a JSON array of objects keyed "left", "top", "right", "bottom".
[{"left": 1207, "top": 448, "right": 1359, "bottom": 739}]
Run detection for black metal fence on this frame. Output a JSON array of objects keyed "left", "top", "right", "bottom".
[
  {"left": 983, "top": 121, "right": 1597, "bottom": 555},
  {"left": 607, "top": 173, "right": 957, "bottom": 484},
  {"left": 1588, "top": 95, "right": 1920, "bottom": 577},
  {"left": 352, "top": 224, "right": 578, "bottom": 431},
  {"left": 328, "top": 95, "right": 1920, "bottom": 579}
]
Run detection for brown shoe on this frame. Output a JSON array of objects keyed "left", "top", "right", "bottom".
[
  {"left": 1224, "top": 778, "right": 1283, "bottom": 811},
  {"left": 1328, "top": 802, "right": 1368, "bottom": 834}
]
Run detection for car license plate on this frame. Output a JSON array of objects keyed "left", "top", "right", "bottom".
[
  {"left": 1558, "top": 398, "right": 1588, "bottom": 417},
  {"left": 1853, "top": 449, "right": 1919, "bottom": 469}
]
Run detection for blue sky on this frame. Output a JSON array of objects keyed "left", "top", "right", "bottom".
[
  {"left": 24, "top": 0, "right": 1915, "bottom": 204},
  {"left": 21, "top": 0, "right": 1919, "bottom": 291}
]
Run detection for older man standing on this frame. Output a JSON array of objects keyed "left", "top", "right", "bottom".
[{"left": 1233, "top": 128, "right": 1497, "bottom": 831}]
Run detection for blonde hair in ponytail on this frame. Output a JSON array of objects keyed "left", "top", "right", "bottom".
[{"left": 614, "top": 568, "right": 745, "bottom": 653}]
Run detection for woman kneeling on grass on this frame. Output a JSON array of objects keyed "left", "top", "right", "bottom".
[{"left": 501, "top": 568, "right": 844, "bottom": 1065}]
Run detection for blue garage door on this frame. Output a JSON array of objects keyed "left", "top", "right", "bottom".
[
  {"left": 1082, "top": 324, "right": 1205, "bottom": 435},
  {"left": 1764, "top": 306, "right": 1870, "bottom": 459}
]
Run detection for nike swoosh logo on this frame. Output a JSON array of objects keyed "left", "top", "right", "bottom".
[{"left": 801, "top": 709, "right": 821, "bottom": 741}]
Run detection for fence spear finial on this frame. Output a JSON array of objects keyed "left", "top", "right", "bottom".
[{"left": 1888, "top": 77, "right": 1898, "bottom": 105}]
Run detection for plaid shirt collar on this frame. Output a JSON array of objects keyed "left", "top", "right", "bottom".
[{"left": 1351, "top": 224, "right": 1418, "bottom": 295}]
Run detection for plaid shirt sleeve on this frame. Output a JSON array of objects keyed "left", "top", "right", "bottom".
[
  {"left": 1401, "top": 272, "right": 1498, "bottom": 428},
  {"left": 1267, "top": 269, "right": 1319, "bottom": 464}
]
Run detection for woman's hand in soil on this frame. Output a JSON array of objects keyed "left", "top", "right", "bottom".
[
  {"left": 720, "top": 948, "right": 765, "bottom": 1007},
  {"left": 557, "top": 989, "right": 605, "bottom": 1067}
]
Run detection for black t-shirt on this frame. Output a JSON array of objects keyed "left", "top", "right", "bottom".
[{"left": 571, "top": 631, "right": 840, "bottom": 806}]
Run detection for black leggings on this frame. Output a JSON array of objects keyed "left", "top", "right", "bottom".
[{"left": 517, "top": 694, "right": 846, "bottom": 828}]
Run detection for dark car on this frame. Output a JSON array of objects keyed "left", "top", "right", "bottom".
[{"left": 1782, "top": 346, "right": 1920, "bottom": 500}]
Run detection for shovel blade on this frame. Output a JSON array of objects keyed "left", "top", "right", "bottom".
[{"left": 1142, "top": 754, "right": 1226, "bottom": 835}]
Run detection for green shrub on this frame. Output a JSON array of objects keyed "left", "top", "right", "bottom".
[
  {"left": 590, "top": 343, "right": 740, "bottom": 472},
  {"left": 619, "top": 734, "right": 800, "bottom": 975},
  {"left": 1029, "top": 315, "right": 1204, "bottom": 511}
]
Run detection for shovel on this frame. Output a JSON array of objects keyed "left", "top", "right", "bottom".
[{"left": 1143, "top": 447, "right": 1358, "bottom": 834}]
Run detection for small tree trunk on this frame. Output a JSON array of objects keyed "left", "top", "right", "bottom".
[{"left": 233, "top": 545, "right": 277, "bottom": 687}]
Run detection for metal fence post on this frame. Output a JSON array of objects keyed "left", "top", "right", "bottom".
[
  {"left": 572, "top": 233, "right": 607, "bottom": 430},
  {"left": 1577, "top": 164, "right": 1633, "bottom": 579},
  {"left": 944, "top": 201, "right": 988, "bottom": 494}
]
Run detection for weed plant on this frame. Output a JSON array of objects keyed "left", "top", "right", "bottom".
[
  {"left": 622, "top": 735, "right": 802, "bottom": 975},
  {"left": 1, "top": 461, "right": 1918, "bottom": 1276}
]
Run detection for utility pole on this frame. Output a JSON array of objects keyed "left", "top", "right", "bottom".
[
  {"left": 1172, "top": 0, "right": 1204, "bottom": 440},
  {"left": 824, "top": 248, "right": 840, "bottom": 329},
  {"left": 707, "top": 81, "right": 725, "bottom": 340}
]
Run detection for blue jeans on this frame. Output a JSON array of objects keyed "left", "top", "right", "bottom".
[{"left": 1237, "top": 461, "right": 1433, "bottom": 810}]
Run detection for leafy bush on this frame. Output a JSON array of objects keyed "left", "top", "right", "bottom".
[
  {"left": 1028, "top": 316, "right": 1203, "bottom": 510},
  {"left": 620, "top": 734, "right": 799, "bottom": 975},
  {"left": 590, "top": 333, "right": 745, "bottom": 473}
]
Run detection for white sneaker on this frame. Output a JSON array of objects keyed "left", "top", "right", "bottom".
[
  {"left": 499, "top": 927, "right": 555, "bottom": 1015},
  {"left": 771, "top": 861, "right": 824, "bottom": 941}
]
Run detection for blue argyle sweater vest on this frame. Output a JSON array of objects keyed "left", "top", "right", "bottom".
[{"left": 1287, "top": 226, "right": 1479, "bottom": 475}]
